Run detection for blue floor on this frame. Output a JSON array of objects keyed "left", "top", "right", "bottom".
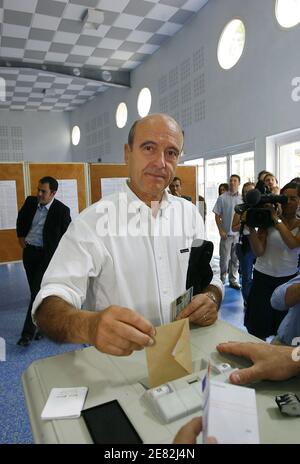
[{"left": 0, "top": 262, "right": 246, "bottom": 444}]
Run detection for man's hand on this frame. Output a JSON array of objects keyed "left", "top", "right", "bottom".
[
  {"left": 220, "top": 230, "right": 228, "bottom": 240},
  {"left": 176, "top": 294, "right": 218, "bottom": 326},
  {"left": 88, "top": 305, "right": 156, "bottom": 356},
  {"left": 173, "top": 417, "right": 217, "bottom": 444},
  {"left": 217, "top": 342, "right": 300, "bottom": 384}
]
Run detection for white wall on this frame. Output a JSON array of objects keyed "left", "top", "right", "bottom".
[
  {"left": 0, "top": 110, "right": 72, "bottom": 162},
  {"left": 70, "top": 0, "right": 300, "bottom": 174}
]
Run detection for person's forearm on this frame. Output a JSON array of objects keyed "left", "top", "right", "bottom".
[
  {"left": 231, "top": 213, "right": 241, "bottom": 233},
  {"left": 285, "top": 283, "right": 300, "bottom": 307},
  {"left": 248, "top": 229, "right": 265, "bottom": 257},
  {"left": 35, "top": 295, "right": 98, "bottom": 344},
  {"left": 215, "top": 215, "right": 225, "bottom": 235},
  {"left": 275, "top": 222, "right": 300, "bottom": 249}
]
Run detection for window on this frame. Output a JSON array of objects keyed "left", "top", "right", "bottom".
[
  {"left": 71, "top": 125, "right": 80, "bottom": 146},
  {"left": 217, "top": 19, "right": 246, "bottom": 70},
  {"left": 115, "top": 102, "right": 128, "bottom": 128},
  {"left": 231, "top": 151, "right": 255, "bottom": 185},
  {"left": 137, "top": 87, "right": 152, "bottom": 117},
  {"left": 205, "top": 157, "right": 228, "bottom": 255},
  {"left": 278, "top": 141, "right": 300, "bottom": 186},
  {"left": 275, "top": 0, "right": 300, "bottom": 28}
]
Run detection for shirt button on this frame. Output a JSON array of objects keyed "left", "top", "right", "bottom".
[
  {"left": 158, "top": 255, "right": 162, "bottom": 260},
  {"left": 163, "top": 289, "right": 168, "bottom": 294}
]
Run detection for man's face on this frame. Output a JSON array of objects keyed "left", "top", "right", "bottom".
[
  {"left": 229, "top": 176, "right": 240, "bottom": 193},
  {"left": 124, "top": 115, "right": 183, "bottom": 201},
  {"left": 169, "top": 180, "right": 182, "bottom": 196},
  {"left": 264, "top": 175, "right": 276, "bottom": 189},
  {"left": 37, "top": 182, "right": 56, "bottom": 205}
]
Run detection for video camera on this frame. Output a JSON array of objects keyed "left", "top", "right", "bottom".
[{"left": 234, "top": 186, "right": 288, "bottom": 228}]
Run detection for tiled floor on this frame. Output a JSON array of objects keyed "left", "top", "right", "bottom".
[{"left": 0, "top": 262, "right": 246, "bottom": 443}]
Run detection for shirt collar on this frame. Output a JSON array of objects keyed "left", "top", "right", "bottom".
[
  {"left": 124, "top": 180, "right": 171, "bottom": 215},
  {"left": 39, "top": 197, "right": 55, "bottom": 210}
]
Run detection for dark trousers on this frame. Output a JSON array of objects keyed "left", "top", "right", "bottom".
[{"left": 21, "top": 245, "right": 48, "bottom": 338}]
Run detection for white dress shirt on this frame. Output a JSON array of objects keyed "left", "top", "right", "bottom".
[{"left": 32, "top": 182, "right": 223, "bottom": 327}]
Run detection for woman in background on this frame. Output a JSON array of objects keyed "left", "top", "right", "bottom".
[
  {"left": 232, "top": 182, "right": 256, "bottom": 308},
  {"left": 245, "top": 182, "right": 300, "bottom": 340}
]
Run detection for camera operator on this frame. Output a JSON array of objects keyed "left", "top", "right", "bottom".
[
  {"left": 232, "top": 182, "right": 256, "bottom": 308},
  {"left": 245, "top": 182, "right": 300, "bottom": 340}
]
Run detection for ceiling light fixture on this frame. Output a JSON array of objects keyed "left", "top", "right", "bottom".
[
  {"left": 82, "top": 8, "right": 104, "bottom": 30},
  {"left": 73, "top": 67, "right": 81, "bottom": 76},
  {"left": 101, "top": 70, "right": 112, "bottom": 82}
]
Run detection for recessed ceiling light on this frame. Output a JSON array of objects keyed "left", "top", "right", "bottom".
[
  {"left": 82, "top": 9, "right": 104, "bottom": 30},
  {"left": 102, "top": 70, "right": 112, "bottom": 82},
  {"left": 73, "top": 68, "right": 81, "bottom": 76}
]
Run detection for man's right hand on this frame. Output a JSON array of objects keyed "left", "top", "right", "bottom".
[
  {"left": 88, "top": 306, "right": 156, "bottom": 356},
  {"left": 220, "top": 230, "right": 228, "bottom": 240}
]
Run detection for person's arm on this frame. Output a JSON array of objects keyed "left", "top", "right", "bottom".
[
  {"left": 217, "top": 342, "right": 300, "bottom": 384},
  {"left": 35, "top": 296, "right": 155, "bottom": 356},
  {"left": 215, "top": 213, "right": 227, "bottom": 240},
  {"left": 231, "top": 212, "right": 241, "bottom": 233},
  {"left": 61, "top": 206, "right": 71, "bottom": 235},
  {"left": 272, "top": 213, "right": 300, "bottom": 249},
  {"left": 285, "top": 283, "right": 300, "bottom": 307},
  {"left": 248, "top": 227, "right": 268, "bottom": 257}
]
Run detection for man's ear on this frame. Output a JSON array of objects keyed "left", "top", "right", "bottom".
[{"left": 124, "top": 143, "right": 130, "bottom": 164}]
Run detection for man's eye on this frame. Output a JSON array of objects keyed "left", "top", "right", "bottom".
[{"left": 167, "top": 150, "right": 178, "bottom": 158}]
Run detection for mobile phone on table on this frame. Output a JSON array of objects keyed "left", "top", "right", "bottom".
[{"left": 82, "top": 399, "right": 143, "bottom": 444}]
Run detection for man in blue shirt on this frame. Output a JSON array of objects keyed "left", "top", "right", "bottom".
[
  {"left": 16, "top": 176, "right": 71, "bottom": 347},
  {"left": 271, "top": 274, "right": 300, "bottom": 346}
]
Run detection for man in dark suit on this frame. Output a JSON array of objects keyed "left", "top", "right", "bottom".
[
  {"left": 169, "top": 176, "right": 192, "bottom": 201},
  {"left": 16, "top": 176, "right": 71, "bottom": 347}
]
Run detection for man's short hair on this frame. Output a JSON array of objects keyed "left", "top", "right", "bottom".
[
  {"left": 230, "top": 174, "right": 241, "bottom": 183},
  {"left": 39, "top": 176, "right": 58, "bottom": 192},
  {"left": 171, "top": 176, "right": 182, "bottom": 184}
]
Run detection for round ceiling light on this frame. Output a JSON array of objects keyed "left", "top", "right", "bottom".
[
  {"left": 217, "top": 19, "right": 246, "bottom": 70},
  {"left": 71, "top": 125, "right": 80, "bottom": 146},
  {"left": 137, "top": 87, "right": 152, "bottom": 117},
  {"left": 115, "top": 102, "right": 128, "bottom": 128}
]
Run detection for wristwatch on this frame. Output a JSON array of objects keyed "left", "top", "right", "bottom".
[
  {"left": 205, "top": 291, "right": 218, "bottom": 307},
  {"left": 274, "top": 218, "right": 282, "bottom": 226}
]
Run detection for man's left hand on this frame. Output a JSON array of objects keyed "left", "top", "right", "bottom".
[{"left": 176, "top": 293, "right": 218, "bottom": 326}]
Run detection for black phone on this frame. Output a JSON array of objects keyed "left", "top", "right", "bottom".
[{"left": 82, "top": 400, "right": 143, "bottom": 444}]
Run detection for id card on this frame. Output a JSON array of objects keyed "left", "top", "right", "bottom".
[{"left": 170, "top": 286, "right": 193, "bottom": 321}]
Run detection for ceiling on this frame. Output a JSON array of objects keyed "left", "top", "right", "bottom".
[{"left": 0, "top": 0, "right": 208, "bottom": 111}]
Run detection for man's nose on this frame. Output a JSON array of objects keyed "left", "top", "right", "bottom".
[{"left": 153, "top": 150, "right": 166, "bottom": 167}]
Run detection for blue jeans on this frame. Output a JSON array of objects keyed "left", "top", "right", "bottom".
[{"left": 235, "top": 241, "right": 256, "bottom": 304}]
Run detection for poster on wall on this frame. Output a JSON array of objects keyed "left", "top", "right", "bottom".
[
  {"left": 56, "top": 179, "right": 79, "bottom": 220},
  {"left": 101, "top": 178, "right": 127, "bottom": 198},
  {"left": 0, "top": 180, "right": 18, "bottom": 230}
]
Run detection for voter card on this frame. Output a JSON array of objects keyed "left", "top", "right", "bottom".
[
  {"left": 41, "top": 387, "right": 88, "bottom": 420},
  {"left": 202, "top": 365, "right": 259, "bottom": 444},
  {"left": 171, "top": 286, "right": 193, "bottom": 321}
]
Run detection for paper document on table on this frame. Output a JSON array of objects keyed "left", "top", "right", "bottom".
[
  {"left": 202, "top": 366, "right": 259, "bottom": 444},
  {"left": 41, "top": 387, "right": 88, "bottom": 420}
]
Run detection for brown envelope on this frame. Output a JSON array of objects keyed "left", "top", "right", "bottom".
[{"left": 145, "top": 318, "right": 193, "bottom": 388}]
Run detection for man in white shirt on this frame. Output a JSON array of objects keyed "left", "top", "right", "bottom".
[
  {"left": 32, "top": 113, "right": 223, "bottom": 356},
  {"left": 213, "top": 175, "right": 242, "bottom": 289}
]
